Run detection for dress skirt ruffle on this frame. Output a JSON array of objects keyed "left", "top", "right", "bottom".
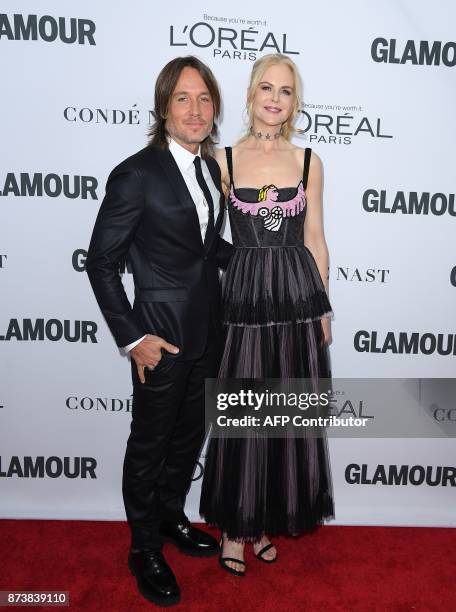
[{"left": 222, "top": 245, "right": 332, "bottom": 327}]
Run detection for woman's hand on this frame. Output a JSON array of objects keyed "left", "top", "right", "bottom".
[{"left": 321, "top": 317, "right": 332, "bottom": 346}]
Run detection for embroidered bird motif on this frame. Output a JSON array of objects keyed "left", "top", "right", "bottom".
[{"left": 229, "top": 182, "right": 306, "bottom": 232}]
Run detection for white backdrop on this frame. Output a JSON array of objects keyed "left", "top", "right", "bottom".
[{"left": 1, "top": 1, "right": 455, "bottom": 526}]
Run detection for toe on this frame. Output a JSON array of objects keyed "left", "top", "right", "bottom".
[{"left": 254, "top": 538, "right": 277, "bottom": 560}]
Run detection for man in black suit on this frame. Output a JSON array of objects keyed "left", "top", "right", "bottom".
[{"left": 86, "top": 56, "right": 232, "bottom": 607}]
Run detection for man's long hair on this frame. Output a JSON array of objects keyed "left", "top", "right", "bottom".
[{"left": 148, "top": 56, "right": 221, "bottom": 159}]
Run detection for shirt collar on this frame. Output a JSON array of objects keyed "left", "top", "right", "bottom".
[{"left": 168, "top": 137, "right": 201, "bottom": 172}]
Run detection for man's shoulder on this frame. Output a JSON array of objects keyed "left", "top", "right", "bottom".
[
  {"left": 112, "top": 144, "right": 166, "bottom": 174},
  {"left": 105, "top": 145, "right": 171, "bottom": 192}
]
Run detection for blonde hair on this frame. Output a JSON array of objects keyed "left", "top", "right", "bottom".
[
  {"left": 258, "top": 185, "right": 276, "bottom": 201},
  {"left": 242, "top": 53, "right": 302, "bottom": 142}
]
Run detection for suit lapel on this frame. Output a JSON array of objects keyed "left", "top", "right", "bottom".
[
  {"left": 157, "top": 148, "right": 204, "bottom": 251},
  {"left": 157, "top": 148, "right": 226, "bottom": 255}
]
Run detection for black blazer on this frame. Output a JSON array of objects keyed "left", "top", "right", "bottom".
[{"left": 86, "top": 144, "right": 232, "bottom": 360}]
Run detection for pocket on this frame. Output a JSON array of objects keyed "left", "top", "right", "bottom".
[
  {"left": 137, "top": 287, "right": 188, "bottom": 302},
  {"left": 144, "top": 353, "right": 178, "bottom": 382}
]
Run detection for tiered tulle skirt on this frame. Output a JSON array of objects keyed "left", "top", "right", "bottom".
[{"left": 199, "top": 245, "right": 335, "bottom": 540}]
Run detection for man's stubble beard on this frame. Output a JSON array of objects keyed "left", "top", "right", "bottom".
[
  {"left": 166, "top": 118, "right": 213, "bottom": 146},
  {"left": 175, "top": 128, "right": 212, "bottom": 146}
]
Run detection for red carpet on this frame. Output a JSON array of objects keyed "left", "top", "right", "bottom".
[{"left": 1, "top": 520, "right": 455, "bottom": 611}]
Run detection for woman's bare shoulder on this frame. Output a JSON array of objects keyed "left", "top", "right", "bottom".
[
  {"left": 213, "top": 147, "right": 229, "bottom": 184},
  {"left": 214, "top": 147, "right": 230, "bottom": 167},
  {"left": 290, "top": 145, "right": 322, "bottom": 173},
  {"left": 231, "top": 141, "right": 245, "bottom": 154}
]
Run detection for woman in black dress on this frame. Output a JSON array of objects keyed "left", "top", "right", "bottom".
[{"left": 200, "top": 53, "right": 334, "bottom": 575}]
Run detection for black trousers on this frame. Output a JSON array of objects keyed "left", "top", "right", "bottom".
[{"left": 122, "top": 333, "right": 219, "bottom": 551}]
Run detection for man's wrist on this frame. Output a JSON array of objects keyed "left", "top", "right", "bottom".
[{"left": 123, "top": 335, "right": 147, "bottom": 353}]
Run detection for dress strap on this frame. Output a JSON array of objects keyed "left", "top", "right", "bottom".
[
  {"left": 225, "top": 146, "right": 234, "bottom": 185},
  {"left": 303, "top": 147, "right": 312, "bottom": 190}
]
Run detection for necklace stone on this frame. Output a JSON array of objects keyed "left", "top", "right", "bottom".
[{"left": 250, "top": 126, "right": 282, "bottom": 140}]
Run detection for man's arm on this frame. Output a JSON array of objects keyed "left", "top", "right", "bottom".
[
  {"left": 215, "top": 237, "right": 233, "bottom": 270},
  {"left": 86, "top": 166, "right": 146, "bottom": 347}
]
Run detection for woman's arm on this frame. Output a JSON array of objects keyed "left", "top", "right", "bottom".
[
  {"left": 303, "top": 151, "right": 329, "bottom": 292},
  {"left": 303, "top": 151, "right": 331, "bottom": 343}
]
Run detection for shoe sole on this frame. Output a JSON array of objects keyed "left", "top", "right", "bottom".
[{"left": 128, "top": 560, "right": 181, "bottom": 607}]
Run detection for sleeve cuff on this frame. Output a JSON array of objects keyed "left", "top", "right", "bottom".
[{"left": 123, "top": 335, "right": 147, "bottom": 353}]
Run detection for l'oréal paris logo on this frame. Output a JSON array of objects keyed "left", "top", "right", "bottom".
[
  {"left": 296, "top": 104, "right": 393, "bottom": 146},
  {"left": 170, "top": 16, "right": 299, "bottom": 61}
]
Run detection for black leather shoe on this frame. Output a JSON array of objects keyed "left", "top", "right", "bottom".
[
  {"left": 159, "top": 521, "right": 219, "bottom": 557},
  {"left": 128, "top": 549, "right": 180, "bottom": 607}
]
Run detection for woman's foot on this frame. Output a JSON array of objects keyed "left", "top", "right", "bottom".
[
  {"left": 253, "top": 535, "right": 277, "bottom": 562},
  {"left": 220, "top": 535, "right": 246, "bottom": 575}
]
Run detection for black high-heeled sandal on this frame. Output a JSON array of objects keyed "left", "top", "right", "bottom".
[
  {"left": 219, "top": 538, "right": 246, "bottom": 576},
  {"left": 254, "top": 542, "right": 278, "bottom": 564},
  {"left": 218, "top": 555, "right": 246, "bottom": 577}
]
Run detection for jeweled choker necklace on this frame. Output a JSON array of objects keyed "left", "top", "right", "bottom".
[{"left": 250, "top": 126, "right": 282, "bottom": 140}]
